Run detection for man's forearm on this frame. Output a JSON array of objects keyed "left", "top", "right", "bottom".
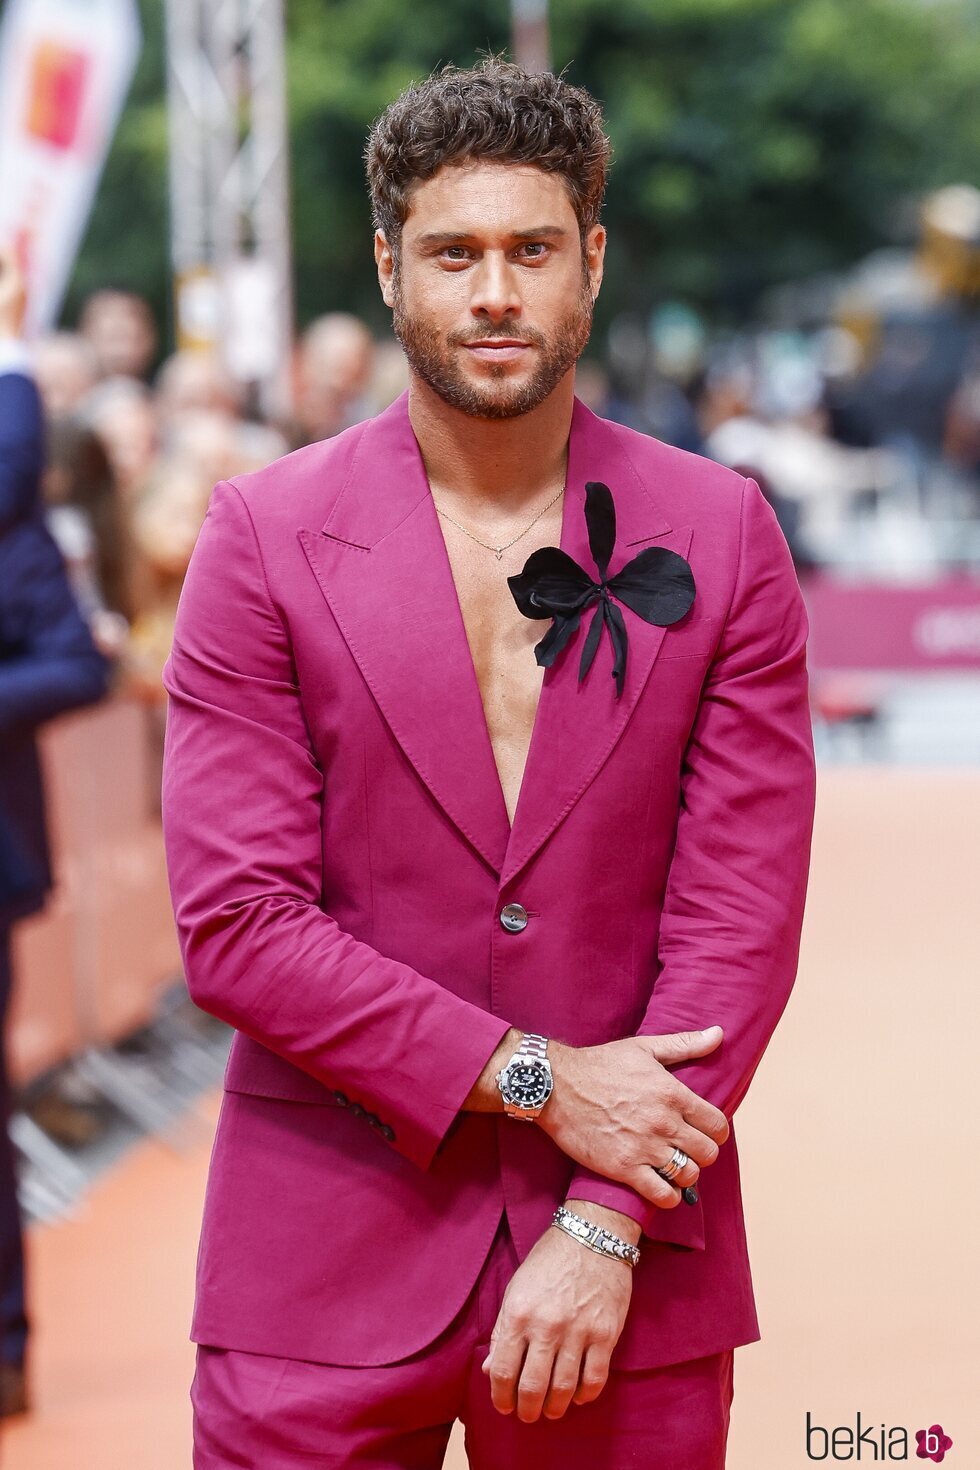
[{"left": 462, "top": 1031, "right": 642, "bottom": 1247}]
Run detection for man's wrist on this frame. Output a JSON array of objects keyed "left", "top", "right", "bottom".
[
  {"left": 465, "top": 1036, "right": 642, "bottom": 1245},
  {"left": 463, "top": 1026, "right": 524, "bottom": 1112},
  {"left": 564, "top": 1196, "right": 642, "bottom": 1249},
  {"left": 464, "top": 1029, "right": 570, "bottom": 1117}
]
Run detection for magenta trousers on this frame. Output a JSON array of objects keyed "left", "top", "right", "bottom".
[{"left": 191, "top": 1214, "right": 735, "bottom": 1469}]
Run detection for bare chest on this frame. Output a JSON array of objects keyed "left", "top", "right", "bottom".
[{"left": 438, "top": 510, "right": 564, "bottom": 829}]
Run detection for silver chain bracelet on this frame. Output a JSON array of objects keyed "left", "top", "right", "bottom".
[{"left": 552, "top": 1205, "right": 641, "bottom": 1268}]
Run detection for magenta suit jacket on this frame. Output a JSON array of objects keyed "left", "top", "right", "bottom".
[{"left": 161, "top": 389, "right": 816, "bottom": 1371}]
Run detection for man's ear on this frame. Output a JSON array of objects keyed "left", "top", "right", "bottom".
[
  {"left": 375, "top": 230, "right": 396, "bottom": 309},
  {"left": 585, "top": 223, "right": 606, "bottom": 303}
]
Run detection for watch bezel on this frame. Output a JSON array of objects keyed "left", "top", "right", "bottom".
[{"left": 497, "top": 1055, "right": 554, "bottom": 1110}]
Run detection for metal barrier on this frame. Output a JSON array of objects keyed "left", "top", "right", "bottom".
[{"left": 8, "top": 695, "right": 181, "bottom": 1091}]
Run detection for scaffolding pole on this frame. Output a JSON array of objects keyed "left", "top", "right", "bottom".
[
  {"left": 164, "top": 0, "right": 293, "bottom": 419},
  {"left": 511, "top": 0, "right": 550, "bottom": 74}
]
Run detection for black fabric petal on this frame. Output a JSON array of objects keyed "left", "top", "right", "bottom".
[
  {"left": 578, "top": 599, "right": 606, "bottom": 682},
  {"left": 533, "top": 608, "right": 582, "bottom": 667},
  {"left": 507, "top": 545, "right": 596, "bottom": 620},
  {"left": 584, "top": 482, "right": 616, "bottom": 581},
  {"left": 606, "top": 546, "right": 696, "bottom": 625},
  {"left": 604, "top": 597, "right": 629, "bottom": 698}
]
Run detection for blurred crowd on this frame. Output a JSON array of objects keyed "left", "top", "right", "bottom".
[
  {"left": 27, "top": 291, "right": 413, "bottom": 713},
  {"left": 579, "top": 189, "right": 980, "bottom": 579}
]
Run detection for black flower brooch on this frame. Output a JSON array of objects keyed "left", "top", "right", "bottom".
[{"left": 507, "top": 481, "right": 696, "bottom": 700}]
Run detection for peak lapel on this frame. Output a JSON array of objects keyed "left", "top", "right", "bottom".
[
  {"left": 499, "top": 397, "right": 690, "bottom": 889},
  {"left": 297, "top": 392, "right": 512, "bottom": 876}
]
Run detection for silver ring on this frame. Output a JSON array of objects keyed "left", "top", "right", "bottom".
[{"left": 654, "top": 1147, "right": 689, "bottom": 1183}]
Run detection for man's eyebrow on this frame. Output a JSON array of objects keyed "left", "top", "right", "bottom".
[
  {"left": 511, "top": 226, "right": 570, "bottom": 240},
  {"left": 414, "top": 225, "right": 571, "bottom": 247}
]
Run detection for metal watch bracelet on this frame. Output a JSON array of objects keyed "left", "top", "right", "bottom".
[{"left": 552, "top": 1205, "right": 641, "bottom": 1268}]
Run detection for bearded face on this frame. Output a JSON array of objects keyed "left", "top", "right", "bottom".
[{"left": 379, "top": 160, "right": 603, "bottom": 421}]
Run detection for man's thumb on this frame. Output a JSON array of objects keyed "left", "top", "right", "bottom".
[{"left": 645, "top": 1026, "right": 723, "bottom": 1064}]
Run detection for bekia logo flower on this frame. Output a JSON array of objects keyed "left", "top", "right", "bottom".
[
  {"left": 915, "top": 1425, "right": 953, "bottom": 1462},
  {"left": 806, "top": 1412, "right": 954, "bottom": 1460}
]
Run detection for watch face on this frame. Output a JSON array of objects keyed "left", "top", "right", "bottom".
[{"left": 506, "top": 1060, "right": 552, "bottom": 1106}]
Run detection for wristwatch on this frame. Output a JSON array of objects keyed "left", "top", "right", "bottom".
[{"left": 495, "top": 1032, "right": 553, "bottom": 1121}]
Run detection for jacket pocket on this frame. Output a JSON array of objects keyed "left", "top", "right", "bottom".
[
  {"left": 222, "top": 1033, "right": 344, "bottom": 1106},
  {"left": 658, "top": 616, "right": 720, "bottom": 660}
]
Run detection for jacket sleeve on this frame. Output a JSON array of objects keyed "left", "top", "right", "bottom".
[
  {"left": 160, "top": 478, "right": 512, "bottom": 1173},
  {"left": 0, "top": 369, "right": 44, "bottom": 533},
  {"left": 565, "top": 476, "right": 817, "bottom": 1243},
  {"left": 0, "top": 461, "right": 111, "bottom": 732},
  {"left": 0, "top": 627, "right": 109, "bottom": 732},
  {"left": 0, "top": 372, "right": 111, "bottom": 732}
]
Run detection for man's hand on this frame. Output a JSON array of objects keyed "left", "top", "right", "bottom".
[
  {"left": 0, "top": 248, "right": 27, "bottom": 339},
  {"left": 538, "top": 1028, "right": 731, "bottom": 1208},
  {"left": 481, "top": 1211, "right": 634, "bottom": 1422}
]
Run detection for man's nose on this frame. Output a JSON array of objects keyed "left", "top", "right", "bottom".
[{"left": 469, "top": 252, "right": 522, "bottom": 322}]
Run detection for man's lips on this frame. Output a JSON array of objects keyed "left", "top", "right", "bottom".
[{"left": 463, "top": 339, "right": 533, "bottom": 362}]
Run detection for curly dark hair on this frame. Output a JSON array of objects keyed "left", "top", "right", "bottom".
[{"left": 364, "top": 58, "right": 611, "bottom": 262}]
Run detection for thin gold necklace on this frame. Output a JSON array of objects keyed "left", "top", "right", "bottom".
[{"left": 433, "top": 482, "right": 565, "bottom": 561}]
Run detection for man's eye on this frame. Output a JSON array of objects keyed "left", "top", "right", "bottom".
[
  {"left": 520, "top": 243, "right": 547, "bottom": 258},
  {"left": 444, "top": 246, "right": 469, "bottom": 261}
]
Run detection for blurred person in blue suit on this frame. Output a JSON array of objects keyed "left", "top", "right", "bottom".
[{"left": 0, "top": 250, "right": 111, "bottom": 1418}]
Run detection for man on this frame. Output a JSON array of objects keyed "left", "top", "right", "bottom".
[
  {"left": 162, "top": 60, "right": 816, "bottom": 1468},
  {"left": 0, "top": 249, "right": 112, "bottom": 1416},
  {"left": 30, "top": 331, "right": 100, "bottom": 419},
  {"left": 77, "top": 285, "right": 158, "bottom": 383},
  {"left": 286, "top": 312, "right": 377, "bottom": 448}
]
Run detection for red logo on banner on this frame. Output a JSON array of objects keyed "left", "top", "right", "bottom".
[{"left": 25, "top": 40, "right": 90, "bottom": 150}]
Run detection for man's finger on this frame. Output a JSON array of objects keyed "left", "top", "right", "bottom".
[
  {"left": 542, "top": 1340, "right": 586, "bottom": 1420},
  {"left": 645, "top": 1027, "right": 724, "bottom": 1064},
  {"left": 480, "top": 1322, "right": 500, "bottom": 1374},
  {"left": 572, "top": 1340, "right": 611, "bottom": 1406},
  {"left": 487, "top": 1328, "right": 527, "bottom": 1416},
  {"left": 626, "top": 1163, "right": 682, "bottom": 1208},
  {"left": 515, "top": 1339, "right": 558, "bottom": 1423},
  {"left": 678, "top": 1089, "right": 731, "bottom": 1145},
  {"left": 671, "top": 1118, "right": 723, "bottom": 1167}
]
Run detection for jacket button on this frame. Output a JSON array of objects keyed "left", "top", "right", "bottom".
[
  {"left": 365, "top": 1112, "right": 381, "bottom": 1128},
  {"left": 333, "top": 1091, "right": 348, "bottom": 1106},
  {"left": 500, "top": 901, "right": 529, "bottom": 933},
  {"left": 380, "top": 1124, "right": 395, "bottom": 1141},
  {"left": 348, "top": 1102, "right": 365, "bottom": 1118}
]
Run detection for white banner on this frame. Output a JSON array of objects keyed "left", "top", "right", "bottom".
[{"left": 0, "top": 0, "right": 141, "bottom": 337}]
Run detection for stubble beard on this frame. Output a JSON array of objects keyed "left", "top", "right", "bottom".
[{"left": 391, "top": 264, "right": 595, "bottom": 421}]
